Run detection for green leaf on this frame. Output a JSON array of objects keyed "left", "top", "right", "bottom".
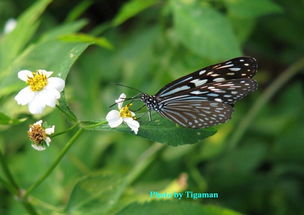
[
  {"left": 273, "top": 125, "right": 304, "bottom": 163},
  {"left": 0, "top": 112, "right": 11, "bottom": 124},
  {"left": 83, "top": 113, "right": 216, "bottom": 146},
  {"left": 112, "top": 0, "right": 159, "bottom": 26},
  {"left": 0, "top": 112, "right": 29, "bottom": 125},
  {"left": 57, "top": 92, "right": 78, "bottom": 122},
  {"left": 0, "top": 0, "right": 52, "bottom": 71},
  {"left": 205, "top": 143, "right": 267, "bottom": 186},
  {"left": 171, "top": 1, "right": 241, "bottom": 60},
  {"left": 224, "top": 0, "right": 282, "bottom": 18},
  {"left": 39, "top": 20, "right": 87, "bottom": 42},
  {"left": 229, "top": 17, "right": 256, "bottom": 44},
  {"left": 117, "top": 201, "right": 243, "bottom": 215},
  {"left": 65, "top": 172, "right": 128, "bottom": 215},
  {"left": 0, "top": 39, "right": 92, "bottom": 97},
  {"left": 65, "top": 0, "right": 94, "bottom": 22},
  {"left": 59, "top": 33, "right": 113, "bottom": 49}
]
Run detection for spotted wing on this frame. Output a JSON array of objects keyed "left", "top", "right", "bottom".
[
  {"left": 188, "top": 78, "right": 257, "bottom": 105},
  {"left": 158, "top": 78, "right": 257, "bottom": 107},
  {"left": 156, "top": 57, "right": 257, "bottom": 98},
  {"left": 159, "top": 100, "right": 233, "bottom": 128}
]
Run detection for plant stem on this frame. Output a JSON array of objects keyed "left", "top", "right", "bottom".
[
  {"left": 24, "top": 128, "right": 84, "bottom": 198},
  {"left": 126, "top": 143, "right": 165, "bottom": 186},
  {"left": 56, "top": 104, "right": 78, "bottom": 122},
  {"left": 80, "top": 120, "right": 108, "bottom": 129},
  {"left": 228, "top": 57, "right": 304, "bottom": 150},
  {"left": 20, "top": 201, "right": 39, "bottom": 215},
  {"left": 0, "top": 149, "right": 19, "bottom": 192},
  {"left": 51, "top": 122, "right": 79, "bottom": 138},
  {"left": 0, "top": 175, "right": 18, "bottom": 195},
  {"left": 0, "top": 149, "right": 38, "bottom": 214}
]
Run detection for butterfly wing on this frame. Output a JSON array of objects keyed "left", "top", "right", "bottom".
[
  {"left": 156, "top": 57, "right": 257, "bottom": 98},
  {"left": 144, "top": 56, "right": 258, "bottom": 128},
  {"left": 159, "top": 100, "right": 233, "bottom": 128},
  {"left": 158, "top": 78, "right": 257, "bottom": 106},
  {"left": 157, "top": 78, "right": 257, "bottom": 128},
  {"left": 188, "top": 78, "right": 257, "bottom": 105}
]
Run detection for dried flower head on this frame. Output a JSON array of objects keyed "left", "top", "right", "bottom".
[{"left": 28, "top": 120, "right": 55, "bottom": 151}]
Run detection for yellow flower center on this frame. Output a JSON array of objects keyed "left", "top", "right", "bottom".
[
  {"left": 120, "top": 104, "right": 133, "bottom": 118},
  {"left": 28, "top": 124, "right": 46, "bottom": 144},
  {"left": 27, "top": 71, "right": 48, "bottom": 91}
]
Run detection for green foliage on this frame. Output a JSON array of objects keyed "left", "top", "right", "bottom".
[
  {"left": 85, "top": 113, "right": 216, "bottom": 146},
  {"left": 224, "top": 0, "right": 282, "bottom": 18},
  {"left": 117, "top": 201, "right": 243, "bottom": 215},
  {"left": 59, "top": 34, "right": 113, "bottom": 49},
  {"left": 0, "top": 0, "right": 303, "bottom": 214},
  {"left": 0, "top": 112, "right": 27, "bottom": 125},
  {"left": 0, "top": 0, "right": 51, "bottom": 71},
  {"left": 66, "top": 173, "right": 128, "bottom": 214},
  {"left": 65, "top": 0, "right": 94, "bottom": 22},
  {"left": 112, "top": 0, "right": 159, "bottom": 26},
  {"left": 0, "top": 3, "right": 93, "bottom": 97},
  {"left": 171, "top": 0, "right": 242, "bottom": 60},
  {"left": 58, "top": 92, "right": 78, "bottom": 122}
]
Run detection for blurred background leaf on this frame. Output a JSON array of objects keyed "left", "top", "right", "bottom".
[
  {"left": 171, "top": 0, "right": 242, "bottom": 60},
  {"left": 117, "top": 201, "right": 243, "bottom": 215},
  {"left": 0, "top": 0, "right": 304, "bottom": 214}
]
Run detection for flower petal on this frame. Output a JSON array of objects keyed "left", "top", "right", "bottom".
[
  {"left": 18, "top": 70, "right": 33, "bottom": 81},
  {"left": 45, "top": 125, "right": 55, "bottom": 135},
  {"left": 37, "top": 69, "right": 53, "bottom": 78},
  {"left": 28, "top": 94, "right": 47, "bottom": 114},
  {"left": 4, "top": 18, "right": 17, "bottom": 34},
  {"left": 45, "top": 137, "right": 51, "bottom": 146},
  {"left": 116, "top": 93, "right": 126, "bottom": 109},
  {"left": 14, "top": 87, "right": 35, "bottom": 105},
  {"left": 124, "top": 118, "right": 140, "bottom": 134},
  {"left": 31, "top": 144, "right": 46, "bottom": 151},
  {"left": 41, "top": 88, "right": 61, "bottom": 107},
  {"left": 47, "top": 77, "right": 65, "bottom": 92},
  {"left": 34, "top": 120, "right": 43, "bottom": 126},
  {"left": 106, "top": 110, "right": 123, "bottom": 128}
]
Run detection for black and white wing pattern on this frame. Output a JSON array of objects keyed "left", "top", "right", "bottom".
[
  {"left": 156, "top": 79, "right": 257, "bottom": 128},
  {"left": 156, "top": 57, "right": 257, "bottom": 98},
  {"left": 186, "top": 78, "right": 257, "bottom": 105},
  {"left": 159, "top": 100, "right": 233, "bottom": 128},
  {"left": 140, "top": 56, "right": 258, "bottom": 129}
]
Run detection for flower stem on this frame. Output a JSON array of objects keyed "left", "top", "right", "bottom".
[
  {"left": 126, "top": 143, "right": 165, "bottom": 186},
  {"left": 80, "top": 120, "right": 108, "bottom": 129},
  {"left": 51, "top": 122, "right": 79, "bottom": 138},
  {"left": 0, "top": 175, "right": 18, "bottom": 195},
  {"left": 20, "top": 201, "right": 39, "bottom": 215},
  {"left": 56, "top": 104, "right": 78, "bottom": 122},
  {"left": 24, "top": 128, "right": 84, "bottom": 198},
  {"left": 228, "top": 57, "right": 304, "bottom": 150},
  {"left": 0, "top": 149, "right": 38, "bottom": 214},
  {"left": 0, "top": 149, "right": 19, "bottom": 192}
]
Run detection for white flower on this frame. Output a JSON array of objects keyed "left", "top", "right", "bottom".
[
  {"left": 14, "top": 69, "right": 65, "bottom": 114},
  {"left": 106, "top": 93, "right": 140, "bottom": 134},
  {"left": 28, "top": 120, "right": 55, "bottom": 151},
  {"left": 3, "top": 18, "right": 17, "bottom": 34}
]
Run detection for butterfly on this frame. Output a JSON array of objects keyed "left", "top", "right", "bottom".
[{"left": 139, "top": 57, "right": 258, "bottom": 129}]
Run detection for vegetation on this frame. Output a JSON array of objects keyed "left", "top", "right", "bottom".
[{"left": 0, "top": 0, "right": 303, "bottom": 214}]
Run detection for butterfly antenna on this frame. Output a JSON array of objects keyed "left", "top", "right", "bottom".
[
  {"left": 108, "top": 94, "right": 142, "bottom": 108},
  {"left": 112, "top": 83, "right": 144, "bottom": 94}
]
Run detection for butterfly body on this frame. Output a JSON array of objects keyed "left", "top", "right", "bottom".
[
  {"left": 140, "top": 94, "right": 163, "bottom": 112},
  {"left": 139, "top": 57, "right": 258, "bottom": 129}
]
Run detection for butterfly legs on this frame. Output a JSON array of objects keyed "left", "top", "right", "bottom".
[{"left": 148, "top": 111, "right": 152, "bottom": 121}]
